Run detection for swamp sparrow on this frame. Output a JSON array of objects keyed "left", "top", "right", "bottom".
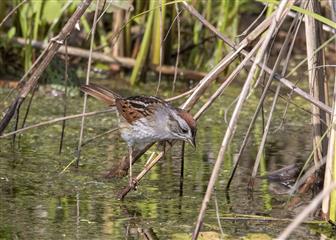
[{"left": 80, "top": 84, "right": 197, "bottom": 184}]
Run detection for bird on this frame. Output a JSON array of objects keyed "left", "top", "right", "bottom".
[{"left": 80, "top": 84, "right": 197, "bottom": 185}]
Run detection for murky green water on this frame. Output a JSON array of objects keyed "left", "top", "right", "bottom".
[{"left": 0, "top": 81, "right": 334, "bottom": 239}]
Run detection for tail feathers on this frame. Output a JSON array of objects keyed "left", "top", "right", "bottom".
[{"left": 80, "top": 84, "right": 121, "bottom": 106}]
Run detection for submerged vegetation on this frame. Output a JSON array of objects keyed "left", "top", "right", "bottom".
[{"left": 1, "top": 0, "right": 336, "bottom": 239}]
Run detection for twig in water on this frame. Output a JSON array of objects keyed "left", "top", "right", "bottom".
[
  {"left": 59, "top": 157, "right": 78, "bottom": 175},
  {"left": 224, "top": 96, "right": 239, "bottom": 124},
  {"left": 59, "top": 39, "right": 69, "bottom": 154},
  {"left": 214, "top": 190, "right": 225, "bottom": 237},
  {"left": 116, "top": 151, "right": 164, "bottom": 200},
  {"left": 12, "top": 101, "right": 20, "bottom": 145},
  {"left": 249, "top": 84, "right": 281, "bottom": 188},
  {"left": 179, "top": 141, "right": 185, "bottom": 197},
  {"left": 18, "top": 85, "right": 37, "bottom": 145}
]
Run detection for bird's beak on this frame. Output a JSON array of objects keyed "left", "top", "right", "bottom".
[{"left": 187, "top": 137, "right": 196, "bottom": 149}]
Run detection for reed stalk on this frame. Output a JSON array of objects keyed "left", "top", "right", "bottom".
[
  {"left": 249, "top": 6, "right": 303, "bottom": 187},
  {"left": 304, "top": 0, "right": 328, "bottom": 168},
  {"left": 151, "top": 0, "right": 165, "bottom": 65},
  {"left": 192, "top": 2, "right": 291, "bottom": 238},
  {"left": 76, "top": 0, "right": 100, "bottom": 166},
  {"left": 326, "top": 0, "right": 336, "bottom": 223},
  {"left": 124, "top": 12, "right": 131, "bottom": 57},
  {"left": 112, "top": 10, "right": 124, "bottom": 57}
]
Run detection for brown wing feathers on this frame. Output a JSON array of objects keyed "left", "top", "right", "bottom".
[
  {"left": 80, "top": 84, "right": 121, "bottom": 106},
  {"left": 116, "top": 100, "right": 145, "bottom": 123},
  {"left": 80, "top": 84, "right": 168, "bottom": 124}
]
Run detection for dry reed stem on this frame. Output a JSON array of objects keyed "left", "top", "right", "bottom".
[
  {"left": 249, "top": 7, "right": 304, "bottom": 188},
  {"left": 0, "top": 0, "right": 93, "bottom": 134},
  {"left": 322, "top": 0, "right": 336, "bottom": 221},
  {"left": 165, "top": 87, "right": 196, "bottom": 101},
  {"left": 18, "top": 86, "right": 37, "bottom": 139},
  {"left": 286, "top": 7, "right": 336, "bottom": 33},
  {"left": 273, "top": 1, "right": 307, "bottom": 132},
  {"left": 59, "top": 39, "right": 69, "bottom": 154},
  {"left": 182, "top": 1, "right": 332, "bottom": 115},
  {"left": 277, "top": 182, "right": 336, "bottom": 240},
  {"left": 155, "top": 0, "right": 163, "bottom": 95},
  {"left": 0, "top": 0, "right": 28, "bottom": 28},
  {"left": 250, "top": 84, "right": 281, "bottom": 184},
  {"left": 213, "top": 192, "right": 225, "bottom": 237},
  {"left": 181, "top": 45, "right": 243, "bottom": 111},
  {"left": 322, "top": 59, "right": 336, "bottom": 218},
  {"left": 0, "top": 109, "right": 114, "bottom": 138},
  {"left": 80, "top": 128, "right": 119, "bottom": 147},
  {"left": 181, "top": 2, "right": 272, "bottom": 111},
  {"left": 194, "top": 38, "right": 263, "bottom": 120},
  {"left": 227, "top": 5, "right": 309, "bottom": 188},
  {"left": 289, "top": 127, "right": 331, "bottom": 195},
  {"left": 76, "top": 0, "right": 101, "bottom": 166},
  {"left": 305, "top": 0, "right": 328, "bottom": 167},
  {"left": 117, "top": 151, "right": 164, "bottom": 200},
  {"left": 237, "top": 4, "right": 268, "bottom": 38},
  {"left": 191, "top": 1, "right": 292, "bottom": 238},
  {"left": 11, "top": 37, "right": 207, "bottom": 81},
  {"left": 172, "top": 3, "right": 181, "bottom": 93}
]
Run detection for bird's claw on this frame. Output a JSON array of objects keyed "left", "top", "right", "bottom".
[{"left": 129, "top": 178, "right": 138, "bottom": 190}]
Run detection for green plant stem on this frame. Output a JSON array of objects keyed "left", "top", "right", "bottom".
[
  {"left": 130, "top": 0, "right": 155, "bottom": 85},
  {"left": 151, "top": 0, "right": 165, "bottom": 65}
]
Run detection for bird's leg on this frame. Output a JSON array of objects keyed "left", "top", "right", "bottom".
[
  {"left": 128, "top": 147, "right": 138, "bottom": 189},
  {"left": 128, "top": 146, "right": 133, "bottom": 186}
]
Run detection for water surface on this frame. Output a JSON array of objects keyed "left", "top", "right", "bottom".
[{"left": 0, "top": 81, "right": 334, "bottom": 239}]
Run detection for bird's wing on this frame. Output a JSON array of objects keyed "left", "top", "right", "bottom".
[{"left": 80, "top": 84, "right": 121, "bottom": 106}]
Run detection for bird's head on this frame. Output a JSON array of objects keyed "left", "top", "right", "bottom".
[{"left": 168, "top": 109, "right": 197, "bottom": 148}]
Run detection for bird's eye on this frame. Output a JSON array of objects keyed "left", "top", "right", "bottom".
[{"left": 181, "top": 128, "right": 188, "bottom": 134}]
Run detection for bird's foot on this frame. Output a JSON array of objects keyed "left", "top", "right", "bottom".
[
  {"left": 50, "top": 35, "right": 64, "bottom": 45},
  {"left": 129, "top": 178, "right": 138, "bottom": 190}
]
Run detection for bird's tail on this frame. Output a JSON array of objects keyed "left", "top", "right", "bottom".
[{"left": 80, "top": 84, "right": 121, "bottom": 106}]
